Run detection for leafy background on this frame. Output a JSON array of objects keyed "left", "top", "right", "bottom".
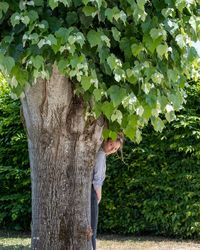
[{"left": 0, "top": 75, "right": 30, "bottom": 231}]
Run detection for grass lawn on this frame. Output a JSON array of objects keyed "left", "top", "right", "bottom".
[
  {"left": 0, "top": 230, "right": 30, "bottom": 250},
  {"left": 0, "top": 231, "right": 200, "bottom": 250},
  {"left": 97, "top": 235, "right": 200, "bottom": 250}
]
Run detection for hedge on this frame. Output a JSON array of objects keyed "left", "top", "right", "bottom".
[
  {"left": 99, "top": 83, "right": 200, "bottom": 239},
  {"left": 0, "top": 75, "right": 31, "bottom": 231}
]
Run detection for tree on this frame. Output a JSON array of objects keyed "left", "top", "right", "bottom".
[{"left": 0, "top": 0, "right": 199, "bottom": 249}]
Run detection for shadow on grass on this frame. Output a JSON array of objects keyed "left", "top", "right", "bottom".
[
  {"left": 0, "top": 244, "right": 30, "bottom": 250},
  {"left": 98, "top": 234, "right": 200, "bottom": 245},
  {"left": 0, "top": 231, "right": 31, "bottom": 238}
]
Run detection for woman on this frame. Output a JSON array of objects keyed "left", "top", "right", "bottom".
[{"left": 91, "top": 134, "right": 124, "bottom": 250}]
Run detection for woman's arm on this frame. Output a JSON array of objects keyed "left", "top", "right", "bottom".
[
  {"left": 92, "top": 150, "right": 106, "bottom": 204},
  {"left": 94, "top": 186, "right": 102, "bottom": 204}
]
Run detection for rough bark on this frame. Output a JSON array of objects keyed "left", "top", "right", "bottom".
[{"left": 21, "top": 66, "right": 103, "bottom": 250}]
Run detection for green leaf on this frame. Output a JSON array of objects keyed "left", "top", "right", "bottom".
[
  {"left": 0, "top": 2, "right": 9, "bottom": 13},
  {"left": 124, "top": 115, "right": 138, "bottom": 140},
  {"left": 111, "top": 110, "right": 123, "bottom": 124},
  {"left": 143, "top": 104, "right": 152, "bottom": 121},
  {"left": 11, "top": 13, "right": 21, "bottom": 27},
  {"left": 131, "top": 43, "right": 144, "bottom": 56},
  {"left": 111, "top": 27, "right": 121, "bottom": 42},
  {"left": 167, "top": 69, "right": 178, "bottom": 83},
  {"left": 107, "top": 54, "right": 119, "bottom": 70},
  {"left": 29, "top": 33, "right": 39, "bottom": 44},
  {"left": 55, "top": 27, "right": 71, "bottom": 43},
  {"left": 151, "top": 72, "right": 164, "bottom": 84},
  {"left": 165, "top": 111, "right": 176, "bottom": 122},
  {"left": 168, "top": 92, "right": 184, "bottom": 110},
  {"left": 34, "top": 0, "right": 44, "bottom": 6},
  {"left": 108, "top": 85, "right": 126, "bottom": 107},
  {"left": 46, "top": 34, "right": 57, "bottom": 45},
  {"left": 93, "top": 89, "right": 102, "bottom": 101},
  {"left": 126, "top": 69, "right": 137, "bottom": 84},
  {"left": 57, "top": 59, "right": 67, "bottom": 73},
  {"left": 187, "top": 47, "right": 198, "bottom": 62},
  {"left": 81, "top": 76, "right": 92, "bottom": 91},
  {"left": 68, "top": 36, "right": 76, "bottom": 45},
  {"left": 142, "top": 82, "right": 152, "bottom": 94},
  {"left": 93, "top": 102, "right": 102, "bottom": 118},
  {"left": 66, "top": 12, "right": 78, "bottom": 26},
  {"left": 161, "top": 8, "right": 175, "bottom": 18},
  {"left": 116, "top": 10, "right": 127, "bottom": 24},
  {"left": 114, "top": 68, "right": 125, "bottom": 82},
  {"left": 101, "top": 101, "right": 114, "bottom": 119},
  {"left": 48, "top": 0, "right": 58, "bottom": 9},
  {"left": 137, "top": 0, "right": 147, "bottom": 10},
  {"left": 21, "top": 15, "right": 30, "bottom": 25},
  {"left": 87, "top": 30, "right": 101, "bottom": 47},
  {"left": 37, "top": 39, "right": 45, "bottom": 48},
  {"left": 70, "top": 54, "right": 85, "bottom": 68},
  {"left": 124, "top": 125, "right": 135, "bottom": 140},
  {"left": 82, "top": 0, "right": 90, "bottom": 4},
  {"left": 31, "top": 55, "right": 44, "bottom": 70},
  {"left": 136, "top": 105, "right": 144, "bottom": 117},
  {"left": 105, "top": 8, "right": 113, "bottom": 22},
  {"left": 175, "top": 34, "right": 185, "bottom": 49},
  {"left": 109, "top": 131, "right": 117, "bottom": 140},
  {"left": 82, "top": 6, "right": 97, "bottom": 17},
  {"left": 27, "top": 10, "right": 39, "bottom": 22},
  {"left": 0, "top": 52, "right": 4, "bottom": 64},
  {"left": 156, "top": 44, "right": 168, "bottom": 58},
  {"left": 175, "top": 0, "right": 186, "bottom": 12},
  {"left": 37, "top": 20, "right": 49, "bottom": 30},
  {"left": 189, "top": 16, "right": 196, "bottom": 33},
  {"left": 135, "top": 129, "right": 142, "bottom": 143},
  {"left": 100, "top": 35, "right": 110, "bottom": 48},
  {"left": 95, "top": 0, "right": 102, "bottom": 9},
  {"left": 143, "top": 34, "right": 162, "bottom": 54},
  {"left": 62, "top": 0, "right": 71, "bottom": 7},
  {"left": 4, "top": 57, "right": 15, "bottom": 73},
  {"left": 150, "top": 28, "right": 166, "bottom": 40},
  {"left": 102, "top": 128, "right": 110, "bottom": 139},
  {"left": 72, "top": 32, "right": 85, "bottom": 47},
  {"left": 105, "top": 7, "right": 127, "bottom": 24},
  {"left": 151, "top": 117, "right": 165, "bottom": 132}
]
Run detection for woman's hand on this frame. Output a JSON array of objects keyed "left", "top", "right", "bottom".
[{"left": 95, "top": 187, "right": 102, "bottom": 204}]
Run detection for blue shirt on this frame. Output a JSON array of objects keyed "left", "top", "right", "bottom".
[{"left": 92, "top": 148, "right": 106, "bottom": 189}]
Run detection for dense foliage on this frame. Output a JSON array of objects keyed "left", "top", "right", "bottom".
[
  {"left": 0, "top": 0, "right": 199, "bottom": 142},
  {"left": 99, "top": 82, "right": 200, "bottom": 238},
  {"left": 0, "top": 75, "right": 30, "bottom": 231}
]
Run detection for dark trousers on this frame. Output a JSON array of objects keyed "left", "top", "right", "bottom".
[{"left": 91, "top": 186, "right": 98, "bottom": 250}]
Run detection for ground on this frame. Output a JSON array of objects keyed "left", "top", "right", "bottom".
[
  {"left": 0, "top": 231, "right": 200, "bottom": 250},
  {"left": 97, "top": 235, "right": 200, "bottom": 250}
]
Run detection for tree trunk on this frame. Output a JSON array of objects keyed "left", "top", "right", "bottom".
[{"left": 21, "top": 66, "right": 103, "bottom": 250}]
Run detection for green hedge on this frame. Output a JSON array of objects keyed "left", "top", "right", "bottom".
[
  {"left": 0, "top": 76, "right": 31, "bottom": 231},
  {"left": 99, "top": 83, "right": 200, "bottom": 239}
]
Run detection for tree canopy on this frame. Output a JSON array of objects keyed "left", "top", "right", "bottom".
[{"left": 0, "top": 0, "right": 199, "bottom": 142}]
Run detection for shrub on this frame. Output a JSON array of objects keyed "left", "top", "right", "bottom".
[
  {"left": 0, "top": 75, "right": 31, "bottom": 231},
  {"left": 99, "top": 83, "right": 200, "bottom": 239}
]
